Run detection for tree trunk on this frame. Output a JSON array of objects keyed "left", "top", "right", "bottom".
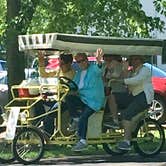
[{"left": 6, "top": 0, "right": 25, "bottom": 99}]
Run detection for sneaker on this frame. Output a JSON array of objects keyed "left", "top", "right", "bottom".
[
  {"left": 72, "top": 141, "right": 87, "bottom": 152},
  {"left": 104, "top": 120, "right": 119, "bottom": 129},
  {"left": 117, "top": 141, "right": 131, "bottom": 151},
  {"left": 67, "top": 120, "right": 78, "bottom": 132}
]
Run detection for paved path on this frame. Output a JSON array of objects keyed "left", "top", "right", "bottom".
[{"left": 6, "top": 152, "right": 166, "bottom": 166}]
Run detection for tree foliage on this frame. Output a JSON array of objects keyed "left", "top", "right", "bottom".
[
  {"left": 0, "top": 0, "right": 165, "bottom": 95},
  {"left": 26, "top": 0, "right": 165, "bottom": 37},
  {"left": 154, "top": 0, "right": 166, "bottom": 16},
  {"left": 0, "top": 0, "right": 7, "bottom": 49}
]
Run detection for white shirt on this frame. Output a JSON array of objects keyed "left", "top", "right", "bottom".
[
  {"left": 124, "top": 65, "right": 154, "bottom": 104},
  {"left": 78, "top": 70, "right": 87, "bottom": 89}
]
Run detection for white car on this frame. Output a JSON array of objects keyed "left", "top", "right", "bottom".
[
  {"left": 0, "top": 60, "right": 8, "bottom": 109},
  {"left": 0, "top": 60, "right": 36, "bottom": 108}
]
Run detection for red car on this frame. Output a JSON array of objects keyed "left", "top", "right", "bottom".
[
  {"left": 46, "top": 57, "right": 166, "bottom": 123},
  {"left": 144, "top": 63, "right": 166, "bottom": 123}
]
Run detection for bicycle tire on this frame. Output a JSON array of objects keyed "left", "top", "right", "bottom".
[
  {"left": 133, "top": 118, "right": 165, "bottom": 157},
  {"left": 13, "top": 127, "right": 45, "bottom": 164}
]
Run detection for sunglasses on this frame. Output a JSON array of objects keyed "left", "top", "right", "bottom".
[{"left": 76, "top": 59, "right": 86, "bottom": 64}]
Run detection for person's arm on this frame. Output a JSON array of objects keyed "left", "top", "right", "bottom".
[
  {"left": 121, "top": 60, "right": 129, "bottom": 78},
  {"left": 124, "top": 67, "right": 150, "bottom": 85},
  {"left": 96, "top": 48, "right": 103, "bottom": 68}
]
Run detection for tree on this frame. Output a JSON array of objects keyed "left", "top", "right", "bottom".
[
  {"left": 0, "top": 0, "right": 7, "bottom": 58},
  {"left": 154, "top": 0, "right": 166, "bottom": 16},
  {"left": 27, "top": 0, "right": 165, "bottom": 37},
  {"left": 0, "top": 0, "right": 165, "bottom": 99},
  {"left": 5, "top": 0, "right": 38, "bottom": 98}
]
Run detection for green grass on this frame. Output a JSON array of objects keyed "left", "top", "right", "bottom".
[
  {"left": 43, "top": 144, "right": 106, "bottom": 158},
  {"left": 43, "top": 129, "right": 166, "bottom": 158},
  {"left": 1, "top": 127, "right": 166, "bottom": 160}
]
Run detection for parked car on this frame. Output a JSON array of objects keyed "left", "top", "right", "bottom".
[
  {"left": 0, "top": 60, "right": 36, "bottom": 108},
  {"left": 144, "top": 63, "right": 166, "bottom": 123},
  {"left": 0, "top": 60, "right": 8, "bottom": 109},
  {"left": 0, "top": 60, "right": 7, "bottom": 71}
]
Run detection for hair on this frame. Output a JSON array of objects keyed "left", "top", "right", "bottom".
[
  {"left": 129, "top": 55, "right": 145, "bottom": 63},
  {"left": 59, "top": 53, "right": 73, "bottom": 64},
  {"left": 75, "top": 52, "right": 88, "bottom": 59},
  {"left": 103, "top": 54, "right": 112, "bottom": 58},
  {"left": 103, "top": 54, "right": 122, "bottom": 62}
]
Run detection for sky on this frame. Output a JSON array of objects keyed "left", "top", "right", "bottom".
[{"left": 140, "top": 0, "right": 166, "bottom": 39}]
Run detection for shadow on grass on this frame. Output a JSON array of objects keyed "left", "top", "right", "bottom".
[{"left": 35, "top": 144, "right": 166, "bottom": 165}]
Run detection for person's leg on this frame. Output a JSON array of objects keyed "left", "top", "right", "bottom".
[
  {"left": 118, "top": 92, "right": 149, "bottom": 150},
  {"left": 65, "top": 95, "right": 85, "bottom": 131},
  {"left": 104, "top": 92, "right": 131, "bottom": 129},
  {"left": 118, "top": 100, "right": 140, "bottom": 151},
  {"left": 72, "top": 105, "right": 95, "bottom": 151},
  {"left": 43, "top": 113, "right": 55, "bottom": 136},
  {"left": 114, "top": 92, "right": 133, "bottom": 109},
  {"left": 33, "top": 100, "right": 46, "bottom": 126},
  {"left": 78, "top": 106, "right": 95, "bottom": 139},
  {"left": 43, "top": 101, "right": 57, "bottom": 136},
  {"left": 122, "top": 120, "right": 132, "bottom": 141},
  {"left": 108, "top": 94, "right": 118, "bottom": 120},
  {"left": 117, "top": 100, "right": 137, "bottom": 151},
  {"left": 104, "top": 94, "right": 119, "bottom": 128},
  {"left": 65, "top": 95, "right": 85, "bottom": 118}
]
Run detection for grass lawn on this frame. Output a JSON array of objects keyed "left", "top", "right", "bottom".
[
  {"left": 44, "top": 144, "right": 107, "bottom": 158},
  {"left": 43, "top": 128, "right": 166, "bottom": 158}
]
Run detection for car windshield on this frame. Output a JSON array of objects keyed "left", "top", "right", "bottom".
[{"left": 144, "top": 63, "right": 166, "bottom": 78}]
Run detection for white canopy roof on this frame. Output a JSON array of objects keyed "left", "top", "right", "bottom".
[{"left": 18, "top": 33, "right": 165, "bottom": 56}]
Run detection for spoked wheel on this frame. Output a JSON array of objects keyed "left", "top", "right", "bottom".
[
  {"left": 0, "top": 126, "right": 15, "bottom": 163},
  {"left": 133, "top": 118, "right": 165, "bottom": 157},
  {"left": 102, "top": 126, "right": 128, "bottom": 155},
  {"left": 13, "top": 127, "right": 45, "bottom": 164}
]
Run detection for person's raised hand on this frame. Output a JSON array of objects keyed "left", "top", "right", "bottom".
[
  {"left": 38, "top": 50, "right": 45, "bottom": 58},
  {"left": 96, "top": 48, "right": 103, "bottom": 64}
]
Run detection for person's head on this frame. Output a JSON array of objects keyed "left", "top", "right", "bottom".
[
  {"left": 112, "top": 55, "right": 122, "bottom": 62},
  {"left": 59, "top": 53, "right": 73, "bottom": 68},
  {"left": 103, "top": 54, "right": 122, "bottom": 65},
  {"left": 74, "top": 53, "right": 89, "bottom": 70},
  {"left": 103, "top": 54, "right": 113, "bottom": 65},
  {"left": 129, "top": 55, "right": 145, "bottom": 69}
]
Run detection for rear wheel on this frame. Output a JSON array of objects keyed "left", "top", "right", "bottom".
[
  {"left": 13, "top": 127, "right": 44, "bottom": 164},
  {"left": 133, "top": 118, "right": 165, "bottom": 157}
]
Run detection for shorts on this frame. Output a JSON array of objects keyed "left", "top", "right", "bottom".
[
  {"left": 112, "top": 92, "right": 132, "bottom": 109},
  {"left": 121, "top": 92, "right": 149, "bottom": 121}
]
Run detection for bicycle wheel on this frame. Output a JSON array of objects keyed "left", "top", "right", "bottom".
[
  {"left": 102, "top": 127, "right": 128, "bottom": 155},
  {"left": 133, "top": 118, "right": 165, "bottom": 157},
  {"left": 0, "top": 126, "right": 15, "bottom": 163},
  {"left": 13, "top": 127, "right": 45, "bottom": 164}
]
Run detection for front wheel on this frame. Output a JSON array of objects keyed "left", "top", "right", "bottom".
[
  {"left": 13, "top": 127, "right": 45, "bottom": 164},
  {"left": 0, "top": 126, "right": 15, "bottom": 163},
  {"left": 133, "top": 118, "right": 165, "bottom": 157}
]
